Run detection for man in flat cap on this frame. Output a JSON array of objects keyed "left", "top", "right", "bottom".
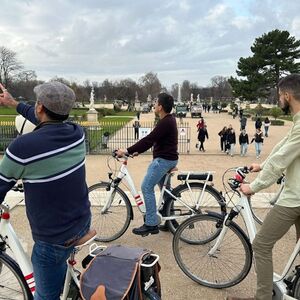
[{"left": 0, "top": 82, "right": 92, "bottom": 299}]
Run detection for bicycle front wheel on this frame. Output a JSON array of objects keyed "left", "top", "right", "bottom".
[
  {"left": 89, "top": 182, "right": 132, "bottom": 242},
  {"left": 172, "top": 214, "right": 252, "bottom": 288},
  {"left": 0, "top": 252, "right": 32, "bottom": 299},
  {"left": 165, "top": 182, "right": 223, "bottom": 234}
]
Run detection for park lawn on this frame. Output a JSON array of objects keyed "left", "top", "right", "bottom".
[{"left": 84, "top": 117, "right": 134, "bottom": 151}]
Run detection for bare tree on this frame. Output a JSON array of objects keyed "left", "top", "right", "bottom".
[
  {"left": 139, "top": 72, "right": 162, "bottom": 100},
  {"left": 0, "top": 46, "right": 23, "bottom": 88}
]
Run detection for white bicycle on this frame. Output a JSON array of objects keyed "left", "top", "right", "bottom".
[
  {"left": 0, "top": 185, "right": 163, "bottom": 300},
  {"left": 89, "top": 151, "right": 225, "bottom": 242},
  {"left": 173, "top": 167, "right": 300, "bottom": 299}
]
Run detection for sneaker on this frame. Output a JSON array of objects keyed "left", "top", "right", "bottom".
[{"left": 132, "top": 224, "right": 159, "bottom": 236}]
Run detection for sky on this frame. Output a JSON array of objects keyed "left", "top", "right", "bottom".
[{"left": 1, "top": 0, "right": 300, "bottom": 88}]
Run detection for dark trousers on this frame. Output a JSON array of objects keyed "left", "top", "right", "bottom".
[
  {"left": 199, "top": 141, "right": 205, "bottom": 151},
  {"left": 134, "top": 129, "right": 139, "bottom": 139}
]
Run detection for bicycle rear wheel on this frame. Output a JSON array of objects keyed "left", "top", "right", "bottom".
[
  {"left": 89, "top": 182, "right": 132, "bottom": 242},
  {"left": 165, "top": 182, "right": 224, "bottom": 234},
  {"left": 172, "top": 214, "right": 252, "bottom": 288},
  {"left": 0, "top": 252, "right": 32, "bottom": 299}
]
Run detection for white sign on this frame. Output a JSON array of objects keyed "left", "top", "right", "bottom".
[{"left": 139, "top": 128, "right": 151, "bottom": 139}]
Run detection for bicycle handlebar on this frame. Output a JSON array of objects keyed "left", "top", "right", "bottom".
[{"left": 112, "top": 150, "right": 138, "bottom": 159}]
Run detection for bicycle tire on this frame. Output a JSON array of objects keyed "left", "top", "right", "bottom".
[
  {"left": 291, "top": 270, "right": 300, "bottom": 299},
  {"left": 0, "top": 252, "right": 33, "bottom": 299},
  {"left": 143, "top": 287, "right": 161, "bottom": 300},
  {"left": 172, "top": 214, "right": 253, "bottom": 288},
  {"left": 89, "top": 182, "right": 132, "bottom": 242},
  {"left": 165, "top": 182, "right": 223, "bottom": 234}
]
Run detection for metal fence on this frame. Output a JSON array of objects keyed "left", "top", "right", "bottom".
[
  {"left": 0, "top": 121, "right": 191, "bottom": 154},
  {"left": 84, "top": 121, "right": 190, "bottom": 154}
]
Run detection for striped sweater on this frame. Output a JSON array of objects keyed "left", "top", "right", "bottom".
[{"left": 0, "top": 103, "right": 91, "bottom": 244}]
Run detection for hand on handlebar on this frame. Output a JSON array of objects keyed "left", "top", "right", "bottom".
[
  {"left": 115, "top": 149, "right": 128, "bottom": 158},
  {"left": 249, "top": 163, "right": 261, "bottom": 173},
  {"left": 114, "top": 149, "right": 139, "bottom": 158},
  {"left": 239, "top": 183, "right": 254, "bottom": 196}
]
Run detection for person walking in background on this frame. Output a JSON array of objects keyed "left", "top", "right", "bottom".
[
  {"left": 227, "top": 127, "right": 236, "bottom": 156},
  {"left": 136, "top": 110, "right": 141, "bottom": 121},
  {"left": 239, "top": 129, "right": 249, "bottom": 156},
  {"left": 197, "top": 125, "right": 209, "bottom": 152},
  {"left": 240, "top": 115, "right": 247, "bottom": 130},
  {"left": 133, "top": 119, "right": 141, "bottom": 140},
  {"left": 264, "top": 117, "right": 271, "bottom": 137},
  {"left": 255, "top": 117, "right": 262, "bottom": 130},
  {"left": 251, "top": 128, "right": 264, "bottom": 159},
  {"left": 218, "top": 126, "right": 227, "bottom": 152},
  {"left": 196, "top": 117, "right": 205, "bottom": 131}
]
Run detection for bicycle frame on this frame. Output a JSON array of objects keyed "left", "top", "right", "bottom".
[
  {"left": 0, "top": 203, "right": 35, "bottom": 295},
  {"left": 61, "top": 242, "right": 106, "bottom": 299},
  {"left": 208, "top": 194, "right": 300, "bottom": 300},
  {"left": 102, "top": 158, "right": 147, "bottom": 214},
  {"left": 104, "top": 156, "right": 215, "bottom": 222}
]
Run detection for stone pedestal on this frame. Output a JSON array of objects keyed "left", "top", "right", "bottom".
[{"left": 86, "top": 109, "right": 99, "bottom": 124}]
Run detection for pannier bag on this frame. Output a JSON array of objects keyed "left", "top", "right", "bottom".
[{"left": 80, "top": 245, "right": 161, "bottom": 300}]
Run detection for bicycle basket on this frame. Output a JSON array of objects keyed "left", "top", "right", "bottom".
[{"left": 80, "top": 245, "right": 161, "bottom": 300}]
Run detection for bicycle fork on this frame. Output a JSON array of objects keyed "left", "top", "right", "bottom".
[
  {"left": 207, "top": 208, "right": 241, "bottom": 257},
  {"left": 207, "top": 215, "right": 230, "bottom": 257}
]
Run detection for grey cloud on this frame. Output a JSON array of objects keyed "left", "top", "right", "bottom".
[{"left": 1, "top": 0, "right": 300, "bottom": 87}]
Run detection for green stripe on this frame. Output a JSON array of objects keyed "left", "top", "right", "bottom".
[
  {"left": 0, "top": 155, "right": 25, "bottom": 179},
  {"left": 22, "top": 142, "right": 86, "bottom": 180}
]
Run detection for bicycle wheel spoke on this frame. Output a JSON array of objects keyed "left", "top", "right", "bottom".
[
  {"left": 89, "top": 183, "right": 132, "bottom": 242},
  {"left": 166, "top": 182, "right": 223, "bottom": 235},
  {"left": 173, "top": 214, "right": 252, "bottom": 288},
  {"left": 0, "top": 253, "right": 30, "bottom": 299}
]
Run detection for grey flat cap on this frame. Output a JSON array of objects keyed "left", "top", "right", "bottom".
[{"left": 33, "top": 81, "right": 76, "bottom": 116}]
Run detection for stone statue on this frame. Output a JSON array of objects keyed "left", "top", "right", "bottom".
[{"left": 89, "top": 87, "right": 95, "bottom": 110}]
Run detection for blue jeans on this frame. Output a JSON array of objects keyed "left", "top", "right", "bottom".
[
  {"left": 32, "top": 218, "right": 91, "bottom": 300},
  {"left": 141, "top": 158, "right": 178, "bottom": 226},
  {"left": 255, "top": 142, "right": 263, "bottom": 157},
  {"left": 240, "top": 143, "right": 248, "bottom": 156},
  {"left": 264, "top": 126, "right": 269, "bottom": 137}
]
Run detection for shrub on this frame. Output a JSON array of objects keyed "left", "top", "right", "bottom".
[
  {"left": 270, "top": 120, "right": 284, "bottom": 126},
  {"left": 269, "top": 107, "right": 282, "bottom": 120}
]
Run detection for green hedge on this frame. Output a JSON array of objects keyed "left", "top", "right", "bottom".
[{"left": 270, "top": 120, "right": 284, "bottom": 126}]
